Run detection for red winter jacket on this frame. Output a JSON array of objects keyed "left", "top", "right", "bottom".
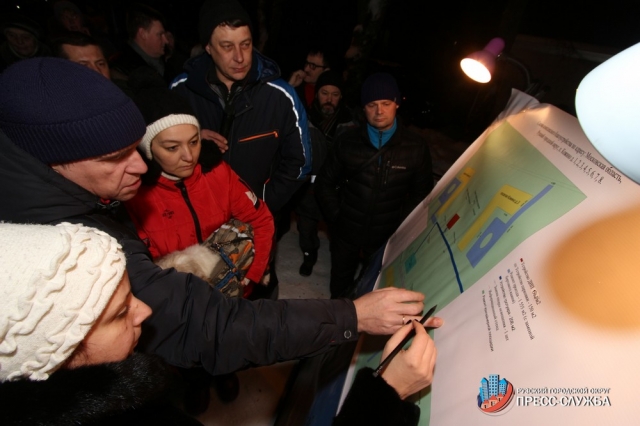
[{"left": 125, "top": 162, "right": 274, "bottom": 284}]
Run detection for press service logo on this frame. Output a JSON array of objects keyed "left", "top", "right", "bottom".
[{"left": 477, "top": 374, "right": 515, "bottom": 415}]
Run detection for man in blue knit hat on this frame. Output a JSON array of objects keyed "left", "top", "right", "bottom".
[{"left": 316, "top": 72, "right": 435, "bottom": 299}]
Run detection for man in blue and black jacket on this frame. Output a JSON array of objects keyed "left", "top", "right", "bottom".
[
  {"left": 171, "top": 0, "right": 311, "bottom": 218},
  {"left": 316, "top": 72, "right": 434, "bottom": 299}
]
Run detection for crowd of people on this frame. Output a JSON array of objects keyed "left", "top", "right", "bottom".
[{"left": 0, "top": 0, "right": 439, "bottom": 424}]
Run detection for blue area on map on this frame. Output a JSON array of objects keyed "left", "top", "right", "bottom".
[
  {"left": 405, "top": 253, "right": 417, "bottom": 273},
  {"left": 466, "top": 184, "right": 553, "bottom": 267}
]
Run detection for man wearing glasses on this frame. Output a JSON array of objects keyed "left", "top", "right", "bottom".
[{"left": 289, "top": 47, "right": 335, "bottom": 110}]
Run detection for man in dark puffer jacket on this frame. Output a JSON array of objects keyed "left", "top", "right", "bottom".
[{"left": 316, "top": 72, "right": 434, "bottom": 299}]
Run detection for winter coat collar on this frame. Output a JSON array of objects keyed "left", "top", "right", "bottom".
[
  {"left": 367, "top": 119, "right": 398, "bottom": 149},
  {"left": 179, "top": 49, "right": 281, "bottom": 103},
  {"left": 155, "top": 164, "right": 204, "bottom": 191},
  {"left": 0, "top": 353, "right": 199, "bottom": 426},
  {"left": 0, "top": 130, "right": 107, "bottom": 224}
]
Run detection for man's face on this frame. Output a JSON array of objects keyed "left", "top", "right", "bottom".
[
  {"left": 4, "top": 27, "right": 37, "bottom": 57},
  {"left": 59, "top": 9, "right": 84, "bottom": 33},
  {"left": 317, "top": 84, "right": 341, "bottom": 115},
  {"left": 206, "top": 25, "right": 252, "bottom": 90},
  {"left": 61, "top": 44, "right": 110, "bottom": 79},
  {"left": 364, "top": 100, "right": 399, "bottom": 132},
  {"left": 303, "top": 53, "right": 327, "bottom": 84},
  {"left": 137, "top": 19, "right": 167, "bottom": 58},
  {"left": 51, "top": 142, "right": 148, "bottom": 201}
]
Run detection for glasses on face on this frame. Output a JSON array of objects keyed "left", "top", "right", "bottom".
[{"left": 305, "top": 61, "right": 326, "bottom": 71}]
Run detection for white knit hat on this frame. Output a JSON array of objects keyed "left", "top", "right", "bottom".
[
  {"left": 0, "top": 222, "right": 126, "bottom": 381},
  {"left": 140, "top": 114, "right": 200, "bottom": 160}
]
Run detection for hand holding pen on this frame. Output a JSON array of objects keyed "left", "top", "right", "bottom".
[{"left": 375, "top": 306, "right": 441, "bottom": 400}]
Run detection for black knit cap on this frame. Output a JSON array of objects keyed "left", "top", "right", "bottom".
[
  {"left": 315, "top": 70, "right": 344, "bottom": 94},
  {"left": 198, "top": 0, "right": 252, "bottom": 47},
  {"left": 0, "top": 57, "right": 146, "bottom": 165},
  {"left": 129, "top": 68, "right": 200, "bottom": 160},
  {"left": 361, "top": 72, "right": 402, "bottom": 107}
]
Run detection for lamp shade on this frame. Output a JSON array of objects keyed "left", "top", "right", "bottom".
[
  {"left": 575, "top": 42, "right": 640, "bottom": 184},
  {"left": 460, "top": 37, "right": 505, "bottom": 83}
]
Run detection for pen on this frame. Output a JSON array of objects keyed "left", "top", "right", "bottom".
[{"left": 372, "top": 304, "right": 438, "bottom": 378}]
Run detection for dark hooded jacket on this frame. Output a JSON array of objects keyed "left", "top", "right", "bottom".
[
  {"left": 0, "top": 354, "right": 200, "bottom": 426},
  {"left": 0, "top": 131, "right": 359, "bottom": 375},
  {"left": 316, "top": 120, "right": 434, "bottom": 249},
  {"left": 171, "top": 50, "right": 312, "bottom": 213}
]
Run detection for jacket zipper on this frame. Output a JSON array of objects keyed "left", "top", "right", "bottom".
[
  {"left": 176, "top": 181, "right": 204, "bottom": 243},
  {"left": 383, "top": 160, "right": 391, "bottom": 186},
  {"left": 238, "top": 131, "right": 279, "bottom": 143}
]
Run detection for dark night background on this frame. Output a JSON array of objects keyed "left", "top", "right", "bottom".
[{"left": 2, "top": 0, "right": 640, "bottom": 143}]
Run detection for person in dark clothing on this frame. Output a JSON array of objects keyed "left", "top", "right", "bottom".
[
  {"left": 296, "top": 70, "right": 357, "bottom": 276},
  {"left": 0, "top": 13, "right": 51, "bottom": 72},
  {"left": 288, "top": 46, "right": 336, "bottom": 110},
  {"left": 316, "top": 72, "right": 434, "bottom": 298},
  {"left": 48, "top": 0, "right": 118, "bottom": 60},
  {"left": 172, "top": 0, "right": 311, "bottom": 217},
  {"left": 110, "top": 3, "right": 171, "bottom": 84},
  {"left": 0, "top": 57, "right": 431, "bottom": 399},
  {"left": 308, "top": 69, "right": 357, "bottom": 143},
  {"left": 51, "top": 31, "right": 111, "bottom": 79}
]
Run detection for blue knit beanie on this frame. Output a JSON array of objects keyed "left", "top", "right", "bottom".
[
  {"left": 0, "top": 57, "right": 146, "bottom": 165},
  {"left": 361, "top": 72, "right": 402, "bottom": 107}
]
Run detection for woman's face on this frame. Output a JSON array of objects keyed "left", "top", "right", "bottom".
[
  {"left": 67, "top": 273, "right": 151, "bottom": 368},
  {"left": 151, "top": 124, "right": 201, "bottom": 179}
]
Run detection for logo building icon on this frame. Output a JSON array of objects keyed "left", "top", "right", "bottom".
[{"left": 477, "top": 374, "right": 515, "bottom": 414}]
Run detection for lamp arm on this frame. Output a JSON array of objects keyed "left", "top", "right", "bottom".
[{"left": 498, "top": 54, "right": 533, "bottom": 93}]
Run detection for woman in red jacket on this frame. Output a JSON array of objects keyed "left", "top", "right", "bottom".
[{"left": 125, "top": 85, "right": 275, "bottom": 299}]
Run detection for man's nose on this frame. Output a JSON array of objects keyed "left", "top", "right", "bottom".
[
  {"left": 129, "top": 150, "right": 148, "bottom": 174},
  {"left": 233, "top": 47, "right": 245, "bottom": 63}
]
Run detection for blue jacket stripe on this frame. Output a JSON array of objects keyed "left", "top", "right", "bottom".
[{"left": 266, "top": 80, "right": 312, "bottom": 179}]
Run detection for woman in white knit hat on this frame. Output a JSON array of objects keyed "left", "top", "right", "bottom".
[
  {"left": 0, "top": 222, "right": 203, "bottom": 425},
  {"left": 124, "top": 73, "right": 277, "bottom": 410},
  {"left": 124, "top": 79, "right": 275, "bottom": 302},
  {"left": 0, "top": 222, "right": 439, "bottom": 425}
]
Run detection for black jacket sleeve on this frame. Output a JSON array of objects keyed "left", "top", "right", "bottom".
[
  {"left": 262, "top": 84, "right": 311, "bottom": 213},
  {"left": 85, "top": 213, "right": 360, "bottom": 375},
  {"left": 333, "top": 367, "right": 420, "bottom": 426}
]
